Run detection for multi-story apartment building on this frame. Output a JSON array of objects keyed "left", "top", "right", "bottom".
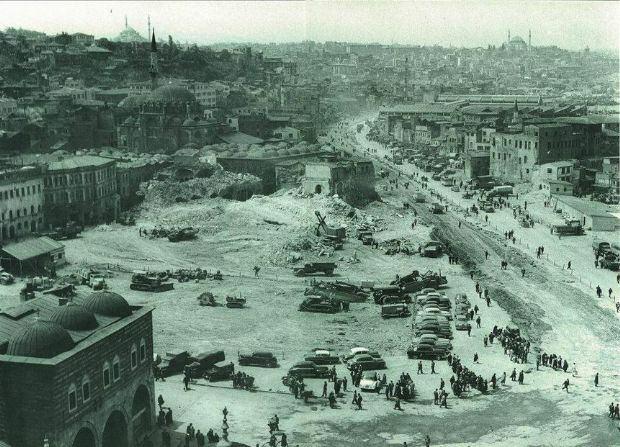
[
  {"left": 42, "top": 156, "right": 119, "bottom": 227},
  {"left": 490, "top": 123, "right": 581, "bottom": 182},
  {"left": 0, "top": 166, "right": 44, "bottom": 242}
]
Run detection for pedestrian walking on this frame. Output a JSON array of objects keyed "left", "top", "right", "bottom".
[
  {"left": 567, "top": 261, "right": 571, "bottom": 270},
  {"left": 562, "top": 378, "right": 570, "bottom": 392},
  {"left": 485, "top": 250, "right": 489, "bottom": 260},
  {"left": 594, "top": 373, "right": 599, "bottom": 387}
]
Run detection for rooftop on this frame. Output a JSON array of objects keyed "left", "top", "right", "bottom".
[
  {"left": 47, "top": 155, "right": 114, "bottom": 171},
  {"left": 1, "top": 237, "right": 64, "bottom": 261},
  {"left": 556, "top": 195, "right": 620, "bottom": 219}
]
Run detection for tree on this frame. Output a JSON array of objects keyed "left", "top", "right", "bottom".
[{"left": 55, "top": 32, "right": 73, "bottom": 45}]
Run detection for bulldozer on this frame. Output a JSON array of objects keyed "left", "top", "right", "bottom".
[
  {"left": 391, "top": 270, "right": 448, "bottom": 293},
  {"left": 130, "top": 272, "right": 174, "bottom": 292},
  {"left": 168, "top": 227, "right": 199, "bottom": 242}
]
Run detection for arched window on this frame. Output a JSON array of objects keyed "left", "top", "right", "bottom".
[
  {"left": 103, "top": 362, "right": 111, "bottom": 388},
  {"left": 112, "top": 355, "right": 121, "bottom": 382},
  {"left": 131, "top": 344, "right": 138, "bottom": 370},
  {"left": 68, "top": 383, "right": 77, "bottom": 411},
  {"left": 82, "top": 376, "right": 91, "bottom": 403},
  {"left": 139, "top": 338, "right": 147, "bottom": 363}
]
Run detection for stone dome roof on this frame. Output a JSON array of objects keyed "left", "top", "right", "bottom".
[
  {"left": 82, "top": 291, "right": 132, "bottom": 318},
  {"left": 149, "top": 85, "right": 196, "bottom": 105},
  {"left": 510, "top": 36, "right": 525, "bottom": 43},
  {"left": 49, "top": 303, "right": 99, "bottom": 331},
  {"left": 119, "top": 94, "right": 149, "bottom": 109},
  {"left": 7, "top": 320, "right": 74, "bottom": 358}
]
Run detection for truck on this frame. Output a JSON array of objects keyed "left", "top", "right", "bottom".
[
  {"left": 293, "top": 263, "right": 336, "bottom": 277},
  {"left": 429, "top": 202, "right": 445, "bottom": 214},
  {"left": 36, "top": 221, "right": 82, "bottom": 240},
  {"left": 420, "top": 241, "right": 443, "bottom": 258},
  {"left": 551, "top": 220, "right": 585, "bottom": 236},
  {"left": 414, "top": 192, "right": 426, "bottom": 203},
  {"left": 391, "top": 270, "right": 448, "bottom": 293},
  {"left": 78, "top": 269, "right": 107, "bottom": 290},
  {"left": 487, "top": 185, "right": 514, "bottom": 198},
  {"left": 592, "top": 241, "right": 611, "bottom": 256}
]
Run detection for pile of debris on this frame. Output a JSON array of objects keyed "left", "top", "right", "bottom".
[
  {"left": 381, "top": 238, "right": 418, "bottom": 255},
  {"left": 142, "top": 167, "right": 262, "bottom": 206}
]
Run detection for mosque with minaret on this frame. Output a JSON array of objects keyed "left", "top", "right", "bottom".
[
  {"left": 116, "top": 27, "right": 218, "bottom": 153},
  {"left": 503, "top": 30, "right": 532, "bottom": 52}
]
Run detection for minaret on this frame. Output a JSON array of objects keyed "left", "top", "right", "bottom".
[
  {"left": 528, "top": 30, "right": 531, "bottom": 52},
  {"left": 512, "top": 99, "right": 519, "bottom": 122},
  {"left": 508, "top": 30, "right": 511, "bottom": 42},
  {"left": 147, "top": 15, "right": 151, "bottom": 40},
  {"left": 125, "top": 15, "right": 128, "bottom": 29},
  {"left": 149, "top": 30, "right": 158, "bottom": 90}
]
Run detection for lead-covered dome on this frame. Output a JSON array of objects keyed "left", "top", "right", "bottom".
[
  {"left": 49, "top": 304, "right": 99, "bottom": 331},
  {"left": 7, "top": 320, "right": 74, "bottom": 358},
  {"left": 82, "top": 291, "right": 132, "bottom": 318}
]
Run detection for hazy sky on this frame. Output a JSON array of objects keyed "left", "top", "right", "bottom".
[{"left": 1, "top": 1, "right": 619, "bottom": 50}]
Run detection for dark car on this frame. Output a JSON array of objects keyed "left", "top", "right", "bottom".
[
  {"left": 288, "top": 361, "right": 331, "bottom": 378},
  {"left": 381, "top": 304, "right": 411, "bottom": 319},
  {"left": 238, "top": 351, "right": 278, "bottom": 368},
  {"left": 304, "top": 349, "right": 341, "bottom": 365},
  {"left": 348, "top": 354, "right": 387, "bottom": 371}
]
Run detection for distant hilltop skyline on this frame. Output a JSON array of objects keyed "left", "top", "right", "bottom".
[{"left": 0, "top": 1, "right": 618, "bottom": 51}]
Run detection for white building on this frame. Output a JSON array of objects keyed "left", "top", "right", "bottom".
[{"left": 0, "top": 166, "right": 45, "bottom": 242}]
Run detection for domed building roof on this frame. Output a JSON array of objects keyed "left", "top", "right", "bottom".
[
  {"left": 510, "top": 35, "right": 525, "bottom": 43},
  {"left": 119, "top": 94, "right": 149, "bottom": 109},
  {"left": 115, "top": 26, "right": 147, "bottom": 43},
  {"left": 7, "top": 320, "right": 74, "bottom": 358},
  {"left": 149, "top": 85, "right": 196, "bottom": 105},
  {"left": 82, "top": 291, "right": 132, "bottom": 318},
  {"left": 49, "top": 304, "right": 99, "bottom": 331}
]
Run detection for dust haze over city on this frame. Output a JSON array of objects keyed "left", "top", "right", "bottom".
[{"left": 0, "top": 1, "right": 618, "bottom": 447}]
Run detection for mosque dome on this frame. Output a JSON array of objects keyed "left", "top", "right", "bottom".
[
  {"left": 82, "top": 291, "right": 132, "bottom": 318},
  {"left": 149, "top": 85, "right": 196, "bottom": 105},
  {"left": 7, "top": 320, "right": 74, "bottom": 358},
  {"left": 115, "top": 26, "right": 147, "bottom": 43},
  {"left": 49, "top": 303, "right": 99, "bottom": 331},
  {"left": 119, "top": 94, "right": 149, "bottom": 109},
  {"left": 510, "top": 36, "right": 526, "bottom": 43}
]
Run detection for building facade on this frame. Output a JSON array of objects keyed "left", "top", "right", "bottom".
[
  {"left": 43, "top": 156, "right": 120, "bottom": 227},
  {"left": 490, "top": 123, "right": 580, "bottom": 182},
  {"left": 302, "top": 158, "right": 375, "bottom": 195},
  {"left": 0, "top": 291, "right": 155, "bottom": 447},
  {"left": 0, "top": 166, "right": 44, "bottom": 242}
]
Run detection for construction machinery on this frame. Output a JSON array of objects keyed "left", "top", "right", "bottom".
[
  {"left": 168, "top": 227, "right": 198, "bottom": 242},
  {"left": 36, "top": 221, "right": 82, "bottom": 240},
  {"left": 78, "top": 268, "right": 107, "bottom": 290},
  {"left": 551, "top": 220, "right": 584, "bottom": 236},
  {"left": 130, "top": 272, "right": 174, "bottom": 292},
  {"left": 315, "top": 211, "right": 346, "bottom": 249},
  {"left": 305, "top": 280, "right": 368, "bottom": 302},
  {"left": 293, "top": 262, "right": 336, "bottom": 277},
  {"left": 298, "top": 296, "right": 341, "bottom": 313}
]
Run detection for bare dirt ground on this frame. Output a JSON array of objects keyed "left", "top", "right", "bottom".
[{"left": 1, "top": 116, "right": 618, "bottom": 447}]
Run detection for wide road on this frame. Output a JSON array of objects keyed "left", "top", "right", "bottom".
[{"left": 325, "top": 115, "right": 620, "bottom": 446}]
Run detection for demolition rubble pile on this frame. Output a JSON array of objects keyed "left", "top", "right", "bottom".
[{"left": 142, "top": 168, "right": 262, "bottom": 207}]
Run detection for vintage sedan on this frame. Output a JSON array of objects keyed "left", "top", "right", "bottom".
[
  {"left": 238, "top": 351, "right": 279, "bottom": 368},
  {"left": 287, "top": 361, "right": 330, "bottom": 378},
  {"left": 359, "top": 371, "right": 383, "bottom": 392},
  {"left": 348, "top": 354, "right": 387, "bottom": 371},
  {"left": 304, "top": 349, "right": 341, "bottom": 365}
]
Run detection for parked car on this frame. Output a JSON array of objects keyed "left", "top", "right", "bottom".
[
  {"left": 381, "top": 303, "right": 411, "bottom": 319},
  {"left": 359, "top": 371, "right": 383, "bottom": 392},
  {"left": 304, "top": 349, "right": 341, "bottom": 365},
  {"left": 238, "top": 351, "right": 278, "bottom": 368},
  {"left": 455, "top": 317, "right": 472, "bottom": 331},
  {"left": 348, "top": 354, "right": 387, "bottom": 371},
  {"left": 287, "top": 361, "right": 330, "bottom": 378}
]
